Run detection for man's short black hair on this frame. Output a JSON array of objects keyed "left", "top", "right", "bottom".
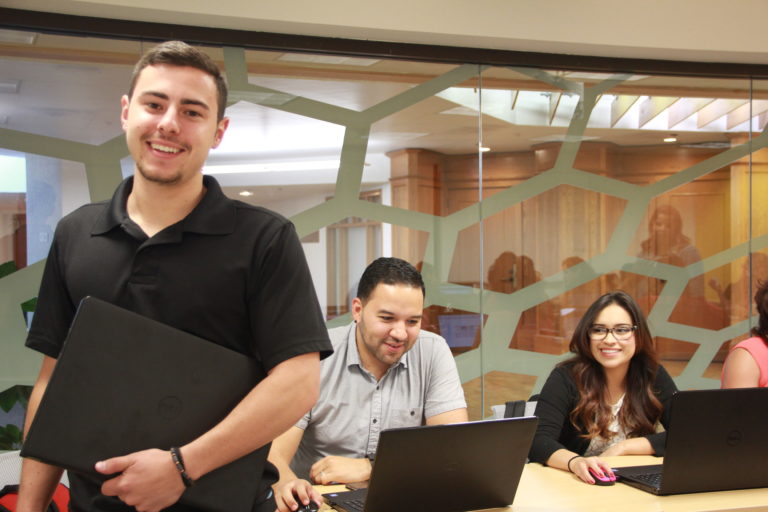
[{"left": 356, "top": 257, "right": 425, "bottom": 302}]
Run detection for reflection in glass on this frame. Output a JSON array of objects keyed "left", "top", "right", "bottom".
[{"left": 3, "top": 29, "right": 768, "bottom": 419}]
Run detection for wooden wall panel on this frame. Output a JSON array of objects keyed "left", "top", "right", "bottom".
[{"left": 388, "top": 140, "right": 742, "bottom": 361}]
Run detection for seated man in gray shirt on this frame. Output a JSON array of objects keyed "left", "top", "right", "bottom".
[{"left": 269, "top": 257, "right": 468, "bottom": 512}]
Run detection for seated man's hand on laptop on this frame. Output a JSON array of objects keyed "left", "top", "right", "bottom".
[
  {"left": 309, "top": 456, "right": 372, "bottom": 485},
  {"left": 275, "top": 478, "right": 323, "bottom": 512},
  {"left": 96, "top": 448, "right": 185, "bottom": 512}
]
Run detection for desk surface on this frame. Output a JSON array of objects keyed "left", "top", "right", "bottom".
[{"left": 319, "top": 456, "right": 768, "bottom": 512}]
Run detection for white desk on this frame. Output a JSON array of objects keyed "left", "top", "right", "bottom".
[
  {"left": 512, "top": 456, "right": 768, "bottom": 512},
  {"left": 319, "top": 456, "right": 768, "bottom": 512}
]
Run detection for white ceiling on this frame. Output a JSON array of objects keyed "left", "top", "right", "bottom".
[{"left": 6, "top": 0, "right": 768, "bottom": 65}]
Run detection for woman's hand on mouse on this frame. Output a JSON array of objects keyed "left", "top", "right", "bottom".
[{"left": 568, "top": 455, "right": 615, "bottom": 484}]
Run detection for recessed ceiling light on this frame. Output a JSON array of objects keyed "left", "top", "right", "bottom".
[
  {"left": 0, "top": 29, "right": 37, "bottom": 45},
  {"left": 238, "top": 190, "right": 254, "bottom": 197},
  {"left": 479, "top": 146, "right": 491, "bottom": 152},
  {"left": 664, "top": 134, "right": 678, "bottom": 143}
]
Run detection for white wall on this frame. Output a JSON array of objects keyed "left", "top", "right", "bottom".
[
  {"left": 60, "top": 161, "right": 91, "bottom": 216},
  {"left": 255, "top": 192, "right": 330, "bottom": 316},
  {"left": 7, "top": 0, "right": 768, "bottom": 64}
]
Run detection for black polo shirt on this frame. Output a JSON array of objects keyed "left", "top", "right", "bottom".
[
  {"left": 28, "top": 174, "right": 331, "bottom": 363},
  {"left": 27, "top": 175, "right": 332, "bottom": 511}
]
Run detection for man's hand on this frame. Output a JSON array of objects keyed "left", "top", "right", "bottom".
[
  {"left": 274, "top": 478, "right": 323, "bottom": 512},
  {"left": 309, "top": 456, "right": 372, "bottom": 485},
  {"left": 96, "top": 448, "right": 185, "bottom": 512}
]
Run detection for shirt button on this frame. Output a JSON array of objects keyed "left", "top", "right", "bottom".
[
  {"left": 410, "top": 410, "right": 415, "bottom": 416},
  {"left": 372, "top": 419, "right": 377, "bottom": 424}
]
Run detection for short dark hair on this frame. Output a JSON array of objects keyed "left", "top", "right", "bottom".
[
  {"left": 356, "top": 257, "right": 425, "bottom": 302},
  {"left": 128, "top": 40, "right": 228, "bottom": 122}
]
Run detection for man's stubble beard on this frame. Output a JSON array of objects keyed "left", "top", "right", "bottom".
[{"left": 135, "top": 162, "right": 182, "bottom": 185}]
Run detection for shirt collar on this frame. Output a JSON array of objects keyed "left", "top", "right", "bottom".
[{"left": 91, "top": 174, "right": 236, "bottom": 236}]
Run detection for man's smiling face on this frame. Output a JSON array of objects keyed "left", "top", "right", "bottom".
[
  {"left": 121, "top": 64, "right": 228, "bottom": 186},
  {"left": 352, "top": 283, "right": 424, "bottom": 379}
]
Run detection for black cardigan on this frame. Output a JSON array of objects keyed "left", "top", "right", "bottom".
[{"left": 528, "top": 363, "right": 677, "bottom": 464}]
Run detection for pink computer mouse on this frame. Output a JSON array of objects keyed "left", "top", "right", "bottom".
[{"left": 589, "top": 467, "right": 615, "bottom": 486}]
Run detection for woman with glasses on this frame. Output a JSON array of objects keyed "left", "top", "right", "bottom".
[
  {"left": 721, "top": 280, "right": 768, "bottom": 388},
  {"left": 528, "top": 291, "right": 677, "bottom": 484}
]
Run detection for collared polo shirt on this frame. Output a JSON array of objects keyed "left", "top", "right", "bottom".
[
  {"left": 27, "top": 175, "right": 332, "bottom": 368},
  {"left": 26, "top": 174, "right": 333, "bottom": 512},
  {"left": 290, "top": 322, "right": 466, "bottom": 479}
]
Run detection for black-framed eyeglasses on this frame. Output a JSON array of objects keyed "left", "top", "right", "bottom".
[{"left": 588, "top": 324, "right": 637, "bottom": 341}]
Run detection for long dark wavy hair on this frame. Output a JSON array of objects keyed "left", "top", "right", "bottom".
[
  {"left": 560, "top": 291, "right": 663, "bottom": 441},
  {"left": 751, "top": 280, "right": 768, "bottom": 346}
]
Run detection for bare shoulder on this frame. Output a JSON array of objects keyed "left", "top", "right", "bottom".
[{"left": 722, "top": 347, "right": 760, "bottom": 388}]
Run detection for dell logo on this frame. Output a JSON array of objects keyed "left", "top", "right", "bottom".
[{"left": 726, "top": 430, "right": 742, "bottom": 447}]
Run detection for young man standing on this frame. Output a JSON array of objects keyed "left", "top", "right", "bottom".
[
  {"left": 269, "top": 257, "right": 467, "bottom": 512},
  {"left": 18, "top": 41, "right": 331, "bottom": 512}
]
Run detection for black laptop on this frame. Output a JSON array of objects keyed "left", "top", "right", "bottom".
[
  {"left": 323, "top": 416, "right": 537, "bottom": 512},
  {"left": 615, "top": 387, "right": 768, "bottom": 495},
  {"left": 21, "top": 296, "right": 268, "bottom": 512}
]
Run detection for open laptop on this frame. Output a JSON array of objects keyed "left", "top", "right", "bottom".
[
  {"left": 21, "top": 296, "right": 268, "bottom": 512},
  {"left": 615, "top": 387, "right": 768, "bottom": 495},
  {"left": 323, "top": 416, "right": 537, "bottom": 512}
]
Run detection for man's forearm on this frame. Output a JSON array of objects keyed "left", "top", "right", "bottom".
[
  {"left": 182, "top": 352, "right": 320, "bottom": 480},
  {"left": 18, "top": 356, "right": 64, "bottom": 512},
  {"left": 426, "top": 407, "right": 468, "bottom": 426},
  {"left": 17, "top": 459, "right": 64, "bottom": 512},
  {"left": 271, "top": 457, "right": 300, "bottom": 490},
  {"left": 268, "top": 430, "right": 303, "bottom": 489}
]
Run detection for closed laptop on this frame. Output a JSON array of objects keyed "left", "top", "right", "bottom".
[{"left": 21, "top": 296, "right": 267, "bottom": 512}]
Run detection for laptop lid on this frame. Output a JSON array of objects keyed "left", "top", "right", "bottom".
[
  {"left": 617, "top": 388, "right": 768, "bottom": 495},
  {"left": 21, "top": 296, "right": 268, "bottom": 512},
  {"left": 325, "top": 416, "right": 537, "bottom": 512}
]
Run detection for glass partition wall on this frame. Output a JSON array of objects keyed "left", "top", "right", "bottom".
[{"left": 1, "top": 29, "right": 765, "bottom": 434}]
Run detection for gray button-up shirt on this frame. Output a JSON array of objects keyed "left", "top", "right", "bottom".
[{"left": 290, "top": 322, "right": 467, "bottom": 479}]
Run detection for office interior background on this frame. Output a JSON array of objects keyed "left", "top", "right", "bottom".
[{"left": 2, "top": 1, "right": 768, "bottom": 444}]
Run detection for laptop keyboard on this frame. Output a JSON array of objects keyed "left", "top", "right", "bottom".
[
  {"left": 632, "top": 471, "right": 663, "bottom": 488},
  {"left": 337, "top": 498, "right": 365, "bottom": 512}
]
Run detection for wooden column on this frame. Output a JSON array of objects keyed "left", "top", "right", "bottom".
[{"left": 387, "top": 148, "right": 444, "bottom": 265}]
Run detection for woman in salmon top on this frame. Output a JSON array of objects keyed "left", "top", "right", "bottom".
[{"left": 722, "top": 280, "right": 768, "bottom": 388}]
